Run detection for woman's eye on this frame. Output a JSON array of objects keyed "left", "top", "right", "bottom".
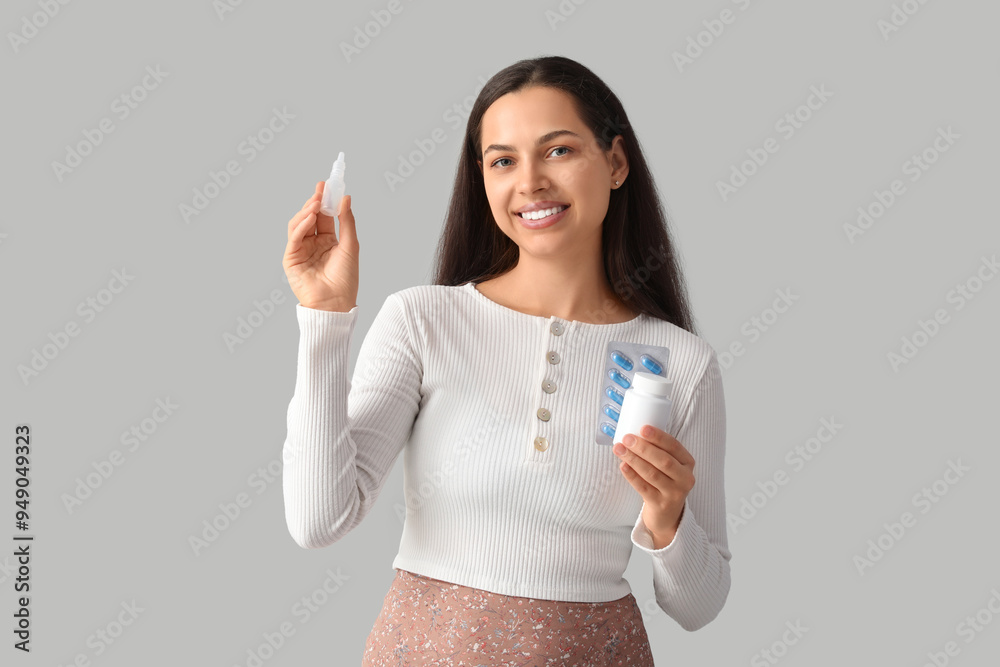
[{"left": 490, "top": 147, "right": 571, "bottom": 169}]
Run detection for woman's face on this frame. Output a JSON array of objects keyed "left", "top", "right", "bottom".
[{"left": 477, "top": 86, "right": 626, "bottom": 261}]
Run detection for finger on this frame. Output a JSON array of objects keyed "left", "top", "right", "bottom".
[
  {"left": 334, "top": 195, "right": 357, "bottom": 247},
  {"left": 315, "top": 189, "right": 338, "bottom": 237},
  {"left": 288, "top": 206, "right": 318, "bottom": 246},
  {"left": 616, "top": 443, "right": 667, "bottom": 488},
  {"left": 288, "top": 187, "right": 322, "bottom": 235},
  {"left": 639, "top": 425, "right": 695, "bottom": 467},
  {"left": 288, "top": 200, "right": 318, "bottom": 237},
  {"left": 299, "top": 182, "right": 323, "bottom": 216},
  {"left": 620, "top": 460, "right": 657, "bottom": 497}
]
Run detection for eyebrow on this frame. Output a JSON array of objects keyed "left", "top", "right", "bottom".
[{"left": 482, "top": 130, "right": 583, "bottom": 158}]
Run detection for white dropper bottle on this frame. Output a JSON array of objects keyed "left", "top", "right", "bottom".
[{"left": 319, "top": 151, "right": 346, "bottom": 217}]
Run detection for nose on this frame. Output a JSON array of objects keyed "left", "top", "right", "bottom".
[{"left": 517, "top": 156, "right": 550, "bottom": 194}]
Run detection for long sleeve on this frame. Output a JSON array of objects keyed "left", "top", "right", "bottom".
[
  {"left": 281, "top": 293, "right": 423, "bottom": 549},
  {"left": 629, "top": 352, "right": 732, "bottom": 631}
]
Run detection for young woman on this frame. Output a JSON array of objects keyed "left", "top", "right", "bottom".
[{"left": 282, "top": 55, "right": 731, "bottom": 665}]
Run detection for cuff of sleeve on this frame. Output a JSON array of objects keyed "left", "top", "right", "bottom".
[
  {"left": 296, "top": 302, "right": 359, "bottom": 339},
  {"left": 631, "top": 499, "right": 693, "bottom": 555}
]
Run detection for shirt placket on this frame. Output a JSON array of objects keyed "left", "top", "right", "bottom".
[{"left": 526, "top": 317, "right": 570, "bottom": 463}]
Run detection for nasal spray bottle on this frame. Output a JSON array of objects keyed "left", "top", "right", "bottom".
[
  {"left": 319, "top": 151, "right": 346, "bottom": 217},
  {"left": 613, "top": 372, "right": 673, "bottom": 445}
]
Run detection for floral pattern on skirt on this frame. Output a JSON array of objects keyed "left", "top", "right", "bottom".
[{"left": 362, "top": 568, "right": 655, "bottom": 666}]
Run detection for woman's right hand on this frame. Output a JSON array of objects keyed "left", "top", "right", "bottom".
[{"left": 283, "top": 181, "right": 358, "bottom": 312}]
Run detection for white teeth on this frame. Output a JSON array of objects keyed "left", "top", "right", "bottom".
[{"left": 519, "top": 205, "right": 567, "bottom": 221}]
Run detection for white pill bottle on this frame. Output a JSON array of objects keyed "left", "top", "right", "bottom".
[{"left": 613, "top": 372, "right": 673, "bottom": 444}]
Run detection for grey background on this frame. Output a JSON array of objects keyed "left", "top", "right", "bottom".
[{"left": 3, "top": 0, "right": 999, "bottom": 664}]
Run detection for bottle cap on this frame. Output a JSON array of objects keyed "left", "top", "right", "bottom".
[
  {"left": 329, "top": 151, "right": 345, "bottom": 178},
  {"left": 632, "top": 372, "right": 672, "bottom": 397}
]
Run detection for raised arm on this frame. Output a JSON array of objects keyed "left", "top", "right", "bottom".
[{"left": 282, "top": 293, "right": 422, "bottom": 549}]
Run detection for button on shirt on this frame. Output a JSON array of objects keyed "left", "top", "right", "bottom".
[{"left": 282, "top": 282, "right": 732, "bottom": 632}]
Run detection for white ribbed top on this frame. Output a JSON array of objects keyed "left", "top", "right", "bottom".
[{"left": 281, "top": 281, "right": 731, "bottom": 631}]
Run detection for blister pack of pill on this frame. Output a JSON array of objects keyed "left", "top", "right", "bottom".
[{"left": 594, "top": 340, "right": 671, "bottom": 446}]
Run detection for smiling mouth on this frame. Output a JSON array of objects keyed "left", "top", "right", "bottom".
[{"left": 516, "top": 204, "right": 569, "bottom": 221}]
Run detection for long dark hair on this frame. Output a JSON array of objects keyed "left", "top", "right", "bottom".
[{"left": 431, "top": 55, "right": 698, "bottom": 335}]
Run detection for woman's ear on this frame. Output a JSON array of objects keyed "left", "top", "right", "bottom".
[{"left": 610, "top": 136, "right": 629, "bottom": 185}]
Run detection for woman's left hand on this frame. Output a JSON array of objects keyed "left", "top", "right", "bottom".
[{"left": 613, "top": 424, "right": 695, "bottom": 549}]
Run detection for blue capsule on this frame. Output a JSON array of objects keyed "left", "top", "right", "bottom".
[
  {"left": 610, "top": 350, "right": 633, "bottom": 371},
  {"left": 600, "top": 422, "right": 617, "bottom": 438},
  {"left": 607, "top": 368, "right": 630, "bottom": 389},
  {"left": 640, "top": 354, "right": 663, "bottom": 375},
  {"left": 602, "top": 404, "right": 620, "bottom": 421},
  {"left": 605, "top": 386, "right": 625, "bottom": 405}
]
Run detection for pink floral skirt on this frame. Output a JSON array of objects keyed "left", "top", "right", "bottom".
[{"left": 362, "top": 568, "right": 655, "bottom": 666}]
